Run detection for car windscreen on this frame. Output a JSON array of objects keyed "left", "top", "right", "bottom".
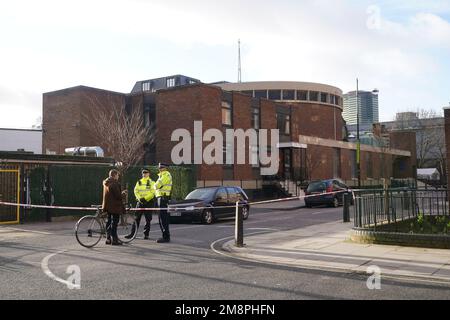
[
  {"left": 185, "top": 188, "right": 217, "bottom": 200},
  {"left": 307, "top": 181, "right": 327, "bottom": 192}
]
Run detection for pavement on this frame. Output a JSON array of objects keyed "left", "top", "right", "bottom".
[{"left": 222, "top": 218, "right": 450, "bottom": 284}]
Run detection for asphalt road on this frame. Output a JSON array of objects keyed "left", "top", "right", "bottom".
[{"left": 1, "top": 202, "right": 450, "bottom": 300}]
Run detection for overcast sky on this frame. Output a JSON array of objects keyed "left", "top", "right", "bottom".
[{"left": 1, "top": 0, "right": 449, "bottom": 129}]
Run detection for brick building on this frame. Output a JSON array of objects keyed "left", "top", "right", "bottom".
[{"left": 42, "top": 75, "right": 415, "bottom": 195}]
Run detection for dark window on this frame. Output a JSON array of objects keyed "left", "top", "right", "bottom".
[
  {"left": 252, "top": 107, "right": 260, "bottom": 129},
  {"left": 297, "top": 90, "right": 308, "bottom": 100},
  {"left": 330, "top": 95, "right": 336, "bottom": 105},
  {"left": 215, "top": 188, "right": 228, "bottom": 201},
  {"left": 366, "top": 153, "right": 373, "bottom": 178},
  {"left": 254, "top": 90, "right": 267, "bottom": 99},
  {"left": 310, "top": 91, "right": 319, "bottom": 101},
  {"left": 268, "top": 90, "right": 281, "bottom": 100},
  {"left": 242, "top": 90, "right": 254, "bottom": 97},
  {"left": 320, "top": 92, "right": 328, "bottom": 103},
  {"left": 277, "top": 113, "right": 290, "bottom": 136},
  {"left": 285, "top": 115, "right": 290, "bottom": 135},
  {"left": 222, "top": 101, "right": 232, "bottom": 126},
  {"left": 227, "top": 187, "right": 238, "bottom": 202},
  {"left": 282, "top": 90, "right": 295, "bottom": 100},
  {"left": 223, "top": 140, "right": 233, "bottom": 165}
]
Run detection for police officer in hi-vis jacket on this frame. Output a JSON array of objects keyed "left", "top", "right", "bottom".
[
  {"left": 154, "top": 163, "right": 172, "bottom": 243},
  {"left": 126, "top": 168, "right": 155, "bottom": 240}
]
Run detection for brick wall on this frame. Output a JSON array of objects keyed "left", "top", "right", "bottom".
[{"left": 42, "top": 88, "right": 82, "bottom": 154}]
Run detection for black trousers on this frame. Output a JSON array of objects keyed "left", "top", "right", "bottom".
[
  {"left": 132, "top": 200, "right": 154, "bottom": 236},
  {"left": 157, "top": 197, "right": 170, "bottom": 240},
  {"left": 106, "top": 213, "right": 120, "bottom": 240}
]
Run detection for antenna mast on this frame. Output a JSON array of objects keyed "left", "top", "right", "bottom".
[{"left": 238, "top": 39, "right": 242, "bottom": 83}]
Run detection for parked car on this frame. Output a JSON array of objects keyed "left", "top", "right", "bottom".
[
  {"left": 304, "top": 179, "right": 352, "bottom": 208},
  {"left": 168, "top": 186, "right": 250, "bottom": 224}
]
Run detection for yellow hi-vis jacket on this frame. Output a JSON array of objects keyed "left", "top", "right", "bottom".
[
  {"left": 154, "top": 170, "right": 172, "bottom": 198},
  {"left": 134, "top": 177, "right": 155, "bottom": 202}
]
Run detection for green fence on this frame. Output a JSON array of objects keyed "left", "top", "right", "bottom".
[{"left": 28, "top": 165, "right": 195, "bottom": 221}]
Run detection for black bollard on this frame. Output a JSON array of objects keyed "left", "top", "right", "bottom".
[
  {"left": 235, "top": 201, "right": 244, "bottom": 247},
  {"left": 343, "top": 193, "right": 351, "bottom": 223}
]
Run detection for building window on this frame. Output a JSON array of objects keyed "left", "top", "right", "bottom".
[
  {"left": 320, "top": 92, "right": 328, "bottom": 103},
  {"left": 222, "top": 101, "right": 232, "bottom": 126},
  {"left": 251, "top": 143, "right": 259, "bottom": 167},
  {"left": 310, "top": 91, "right": 319, "bottom": 101},
  {"left": 268, "top": 90, "right": 281, "bottom": 100},
  {"left": 142, "top": 82, "right": 151, "bottom": 91},
  {"left": 255, "top": 90, "right": 267, "bottom": 99},
  {"left": 350, "top": 150, "right": 356, "bottom": 179},
  {"left": 330, "top": 95, "right": 336, "bottom": 105},
  {"left": 223, "top": 140, "right": 233, "bottom": 165},
  {"left": 366, "top": 153, "right": 373, "bottom": 178},
  {"left": 297, "top": 90, "right": 308, "bottom": 101},
  {"left": 282, "top": 90, "right": 295, "bottom": 100},
  {"left": 166, "top": 77, "right": 175, "bottom": 88},
  {"left": 242, "top": 90, "right": 254, "bottom": 97},
  {"left": 285, "top": 115, "right": 290, "bottom": 135},
  {"left": 277, "top": 113, "right": 290, "bottom": 136},
  {"left": 333, "top": 148, "right": 341, "bottom": 178},
  {"left": 252, "top": 107, "right": 260, "bottom": 129}
]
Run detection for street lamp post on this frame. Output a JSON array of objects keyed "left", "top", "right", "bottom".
[{"left": 356, "top": 78, "right": 361, "bottom": 188}]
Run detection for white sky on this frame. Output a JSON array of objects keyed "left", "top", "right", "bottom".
[{"left": 0, "top": 0, "right": 449, "bottom": 128}]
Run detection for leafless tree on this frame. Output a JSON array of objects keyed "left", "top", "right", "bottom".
[
  {"left": 394, "top": 108, "right": 445, "bottom": 172},
  {"left": 83, "top": 93, "right": 155, "bottom": 180}
]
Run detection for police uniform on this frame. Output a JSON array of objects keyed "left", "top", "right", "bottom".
[
  {"left": 154, "top": 163, "right": 172, "bottom": 243},
  {"left": 127, "top": 170, "right": 155, "bottom": 239}
]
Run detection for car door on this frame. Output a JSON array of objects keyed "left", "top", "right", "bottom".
[{"left": 212, "top": 188, "right": 229, "bottom": 217}]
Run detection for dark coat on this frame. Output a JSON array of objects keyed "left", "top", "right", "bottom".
[{"left": 102, "top": 177, "right": 125, "bottom": 215}]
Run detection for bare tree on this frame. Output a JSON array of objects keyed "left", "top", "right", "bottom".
[
  {"left": 394, "top": 108, "right": 445, "bottom": 171},
  {"left": 83, "top": 93, "right": 155, "bottom": 179}
]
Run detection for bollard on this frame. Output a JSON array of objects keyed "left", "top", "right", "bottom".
[
  {"left": 235, "top": 200, "right": 244, "bottom": 247},
  {"left": 343, "top": 193, "right": 350, "bottom": 223}
]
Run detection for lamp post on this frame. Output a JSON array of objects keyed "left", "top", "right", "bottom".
[
  {"left": 356, "top": 79, "right": 361, "bottom": 188},
  {"left": 356, "top": 82, "right": 379, "bottom": 188}
]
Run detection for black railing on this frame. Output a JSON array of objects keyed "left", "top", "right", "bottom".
[{"left": 353, "top": 188, "right": 449, "bottom": 230}]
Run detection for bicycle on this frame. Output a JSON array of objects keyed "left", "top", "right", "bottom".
[{"left": 75, "top": 205, "right": 138, "bottom": 248}]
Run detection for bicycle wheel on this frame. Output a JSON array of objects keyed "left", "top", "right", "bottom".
[
  {"left": 75, "top": 215, "right": 103, "bottom": 248},
  {"left": 117, "top": 213, "right": 137, "bottom": 243}
]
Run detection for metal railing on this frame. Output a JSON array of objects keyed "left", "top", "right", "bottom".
[{"left": 353, "top": 188, "right": 449, "bottom": 230}]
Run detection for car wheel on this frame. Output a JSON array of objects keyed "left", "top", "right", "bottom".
[
  {"left": 332, "top": 197, "right": 339, "bottom": 208},
  {"left": 242, "top": 206, "right": 249, "bottom": 220},
  {"left": 202, "top": 209, "right": 214, "bottom": 225}
]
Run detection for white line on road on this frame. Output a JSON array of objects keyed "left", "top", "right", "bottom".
[
  {"left": 41, "top": 250, "right": 80, "bottom": 289},
  {"left": 1, "top": 227, "right": 53, "bottom": 235}
]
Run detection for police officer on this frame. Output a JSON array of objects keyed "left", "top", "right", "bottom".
[
  {"left": 126, "top": 168, "right": 155, "bottom": 240},
  {"left": 154, "top": 163, "right": 172, "bottom": 243}
]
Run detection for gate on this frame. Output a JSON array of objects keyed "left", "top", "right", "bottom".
[{"left": 0, "top": 167, "right": 20, "bottom": 224}]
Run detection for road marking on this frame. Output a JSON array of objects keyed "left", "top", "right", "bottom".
[
  {"left": 211, "top": 237, "right": 450, "bottom": 287},
  {"left": 1, "top": 227, "right": 53, "bottom": 235},
  {"left": 41, "top": 250, "right": 80, "bottom": 289}
]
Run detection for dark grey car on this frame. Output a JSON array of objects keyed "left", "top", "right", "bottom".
[{"left": 169, "top": 186, "right": 250, "bottom": 224}]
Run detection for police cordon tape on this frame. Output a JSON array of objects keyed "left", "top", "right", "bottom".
[{"left": 0, "top": 190, "right": 357, "bottom": 212}]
